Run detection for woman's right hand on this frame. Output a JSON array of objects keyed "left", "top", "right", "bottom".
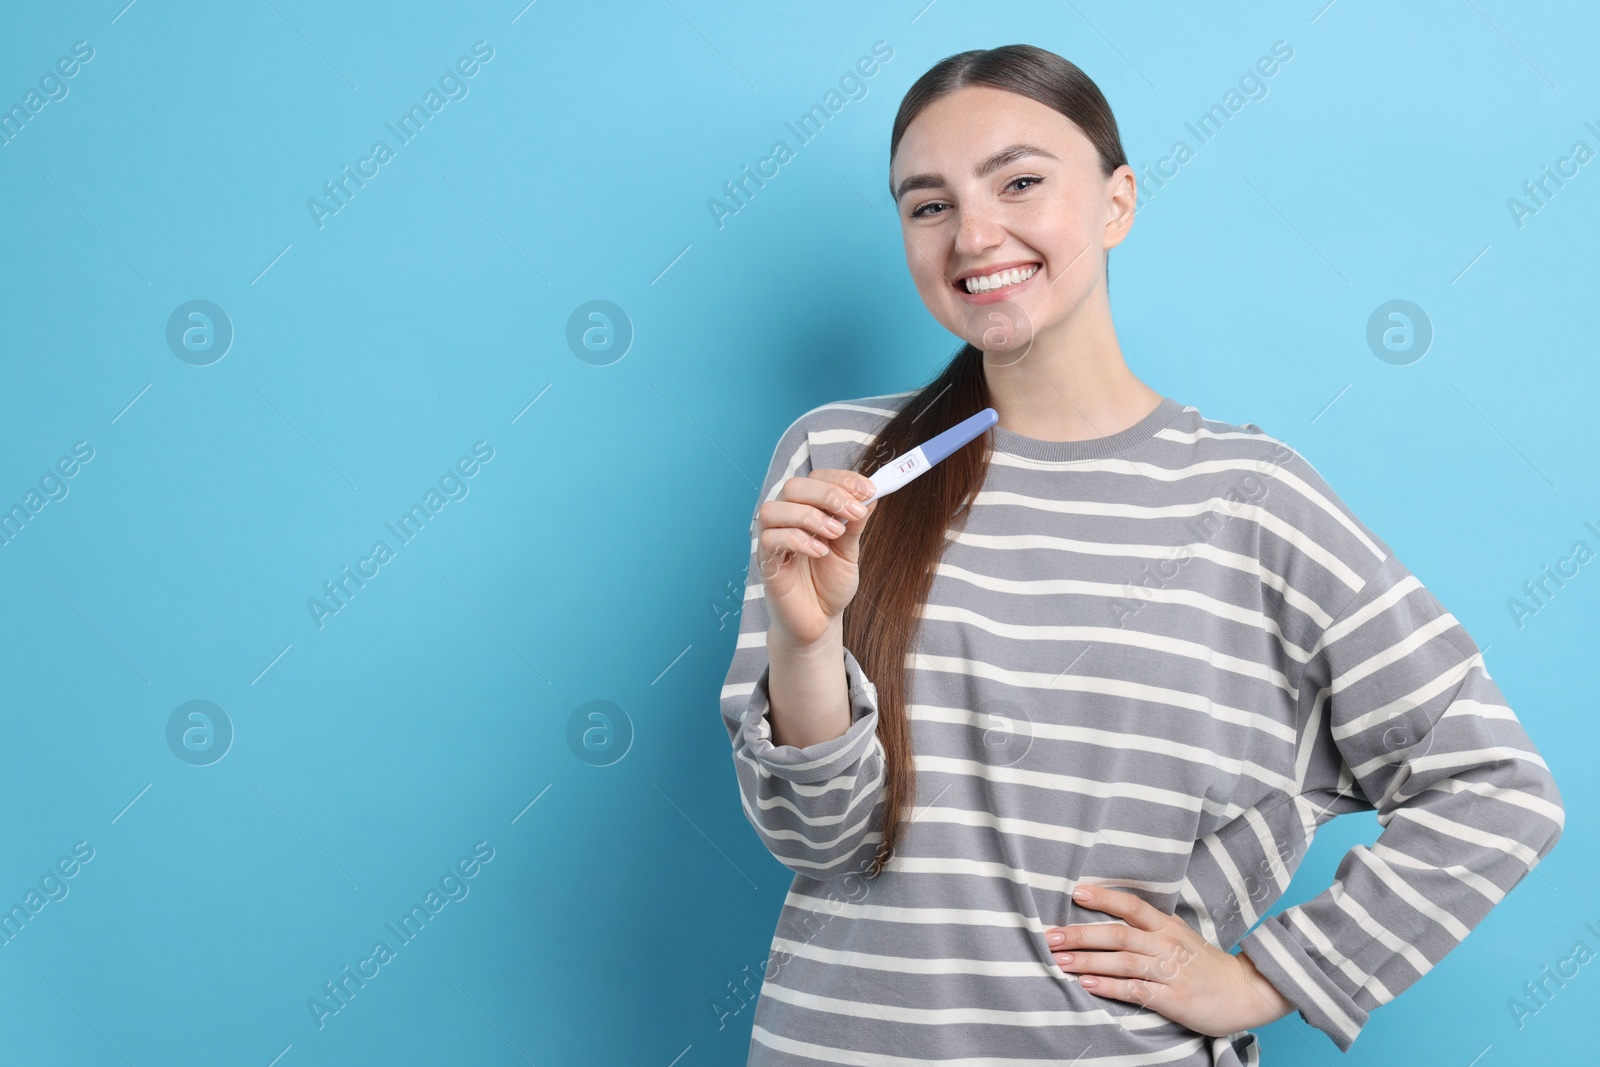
[{"left": 754, "top": 469, "right": 879, "bottom": 649}]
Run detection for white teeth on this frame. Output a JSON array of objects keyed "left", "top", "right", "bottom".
[{"left": 963, "top": 264, "right": 1039, "bottom": 293}]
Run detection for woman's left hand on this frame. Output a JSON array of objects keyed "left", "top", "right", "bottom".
[{"left": 1044, "top": 884, "right": 1296, "bottom": 1037}]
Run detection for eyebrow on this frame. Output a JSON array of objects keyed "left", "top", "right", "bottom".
[{"left": 891, "top": 143, "right": 1061, "bottom": 203}]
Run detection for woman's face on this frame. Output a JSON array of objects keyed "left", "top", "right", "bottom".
[{"left": 890, "top": 85, "right": 1134, "bottom": 353}]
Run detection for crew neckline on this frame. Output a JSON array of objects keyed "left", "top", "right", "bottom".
[{"left": 989, "top": 395, "right": 1184, "bottom": 462}]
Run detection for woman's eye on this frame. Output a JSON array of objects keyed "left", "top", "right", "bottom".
[{"left": 908, "top": 177, "right": 1043, "bottom": 218}]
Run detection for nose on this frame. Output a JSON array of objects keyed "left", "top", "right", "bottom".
[{"left": 953, "top": 199, "right": 1005, "bottom": 260}]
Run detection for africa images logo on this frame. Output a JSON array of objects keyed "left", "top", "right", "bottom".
[
  {"left": 308, "top": 441, "right": 494, "bottom": 629},
  {"left": 307, "top": 841, "right": 495, "bottom": 1029},
  {"left": 307, "top": 41, "right": 495, "bottom": 230}
]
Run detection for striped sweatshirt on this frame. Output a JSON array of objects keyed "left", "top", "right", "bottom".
[{"left": 719, "top": 391, "right": 1565, "bottom": 1065}]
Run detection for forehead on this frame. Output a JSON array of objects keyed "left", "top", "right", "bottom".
[{"left": 891, "top": 85, "right": 1092, "bottom": 180}]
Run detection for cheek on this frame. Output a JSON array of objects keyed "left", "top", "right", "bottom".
[
  {"left": 1037, "top": 216, "right": 1104, "bottom": 290},
  {"left": 1027, "top": 188, "right": 1098, "bottom": 252},
  {"left": 904, "top": 240, "right": 948, "bottom": 295},
  {"left": 1035, "top": 211, "right": 1092, "bottom": 263}
]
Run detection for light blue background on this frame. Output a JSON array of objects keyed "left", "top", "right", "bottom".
[{"left": 0, "top": 1, "right": 1593, "bottom": 1064}]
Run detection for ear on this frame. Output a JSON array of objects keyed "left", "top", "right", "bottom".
[{"left": 1103, "top": 164, "right": 1137, "bottom": 250}]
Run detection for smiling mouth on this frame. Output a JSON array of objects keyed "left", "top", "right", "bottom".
[{"left": 953, "top": 263, "right": 1042, "bottom": 295}]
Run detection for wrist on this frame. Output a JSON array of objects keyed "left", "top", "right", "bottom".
[
  {"left": 1235, "top": 947, "right": 1296, "bottom": 1027},
  {"left": 767, "top": 618, "right": 844, "bottom": 659}
]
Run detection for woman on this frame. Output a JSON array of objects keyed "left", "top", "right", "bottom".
[{"left": 720, "top": 44, "right": 1563, "bottom": 1066}]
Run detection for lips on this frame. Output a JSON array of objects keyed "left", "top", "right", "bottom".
[
  {"left": 953, "top": 262, "right": 1042, "bottom": 305},
  {"left": 950, "top": 260, "right": 1042, "bottom": 291}
]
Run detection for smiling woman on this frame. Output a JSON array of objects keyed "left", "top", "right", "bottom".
[{"left": 721, "top": 43, "right": 1564, "bottom": 1067}]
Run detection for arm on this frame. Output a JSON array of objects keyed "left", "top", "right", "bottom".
[
  {"left": 718, "top": 412, "right": 888, "bottom": 878},
  {"left": 1236, "top": 552, "right": 1565, "bottom": 1052},
  {"left": 767, "top": 616, "right": 852, "bottom": 750}
]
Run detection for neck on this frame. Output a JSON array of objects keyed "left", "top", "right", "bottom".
[{"left": 980, "top": 278, "right": 1161, "bottom": 443}]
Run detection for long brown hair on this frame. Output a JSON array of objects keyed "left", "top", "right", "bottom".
[{"left": 846, "top": 44, "right": 1129, "bottom": 878}]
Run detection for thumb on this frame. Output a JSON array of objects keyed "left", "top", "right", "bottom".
[{"left": 832, "top": 498, "right": 878, "bottom": 562}]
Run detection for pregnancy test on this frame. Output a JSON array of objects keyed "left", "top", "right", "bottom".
[{"left": 864, "top": 407, "right": 999, "bottom": 503}]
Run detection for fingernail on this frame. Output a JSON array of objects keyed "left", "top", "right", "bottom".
[
  {"left": 1073, "top": 887, "right": 1090, "bottom": 901},
  {"left": 1047, "top": 932, "right": 1063, "bottom": 946},
  {"left": 1080, "top": 975, "right": 1097, "bottom": 987},
  {"left": 844, "top": 500, "right": 867, "bottom": 519}
]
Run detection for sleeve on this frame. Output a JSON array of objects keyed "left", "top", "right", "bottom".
[
  {"left": 718, "top": 409, "right": 889, "bottom": 878},
  {"left": 1237, "top": 551, "right": 1565, "bottom": 1052}
]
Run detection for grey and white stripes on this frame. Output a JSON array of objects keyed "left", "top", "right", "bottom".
[{"left": 721, "top": 392, "right": 1563, "bottom": 1064}]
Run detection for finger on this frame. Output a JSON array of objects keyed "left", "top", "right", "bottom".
[
  {"left": 759, "top": 498, "right": 857, "bottom": 543},
  {"left": 787, "top": 471, "right": 878, "bottom": 564},
  {"left": 1076, "top": 974, "right": 1167, "bottom": 1012},
  {"left": 784, "top": 470, "right": 875, "bottom": 520},
  {"left": 761, "top": 474, "right": 873, "bottom": 545},
  {"left": 1051, "top": 920, "right": 1160, "bottom": 957},
  {"left": 756, "top": 526, "right": 828, "bottom": 576},
  {"left": 822, "top": 468, "right": 879, "bottom": 502},
  {"left": 1054, "top": 949, "right": 1160, "bottom": 981},
  {"left": 828, "top": 496, "right": 876, "bottom": 562},
  {"left": 1071, "top": 885, "right": 1166, "bottom": 932}
]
